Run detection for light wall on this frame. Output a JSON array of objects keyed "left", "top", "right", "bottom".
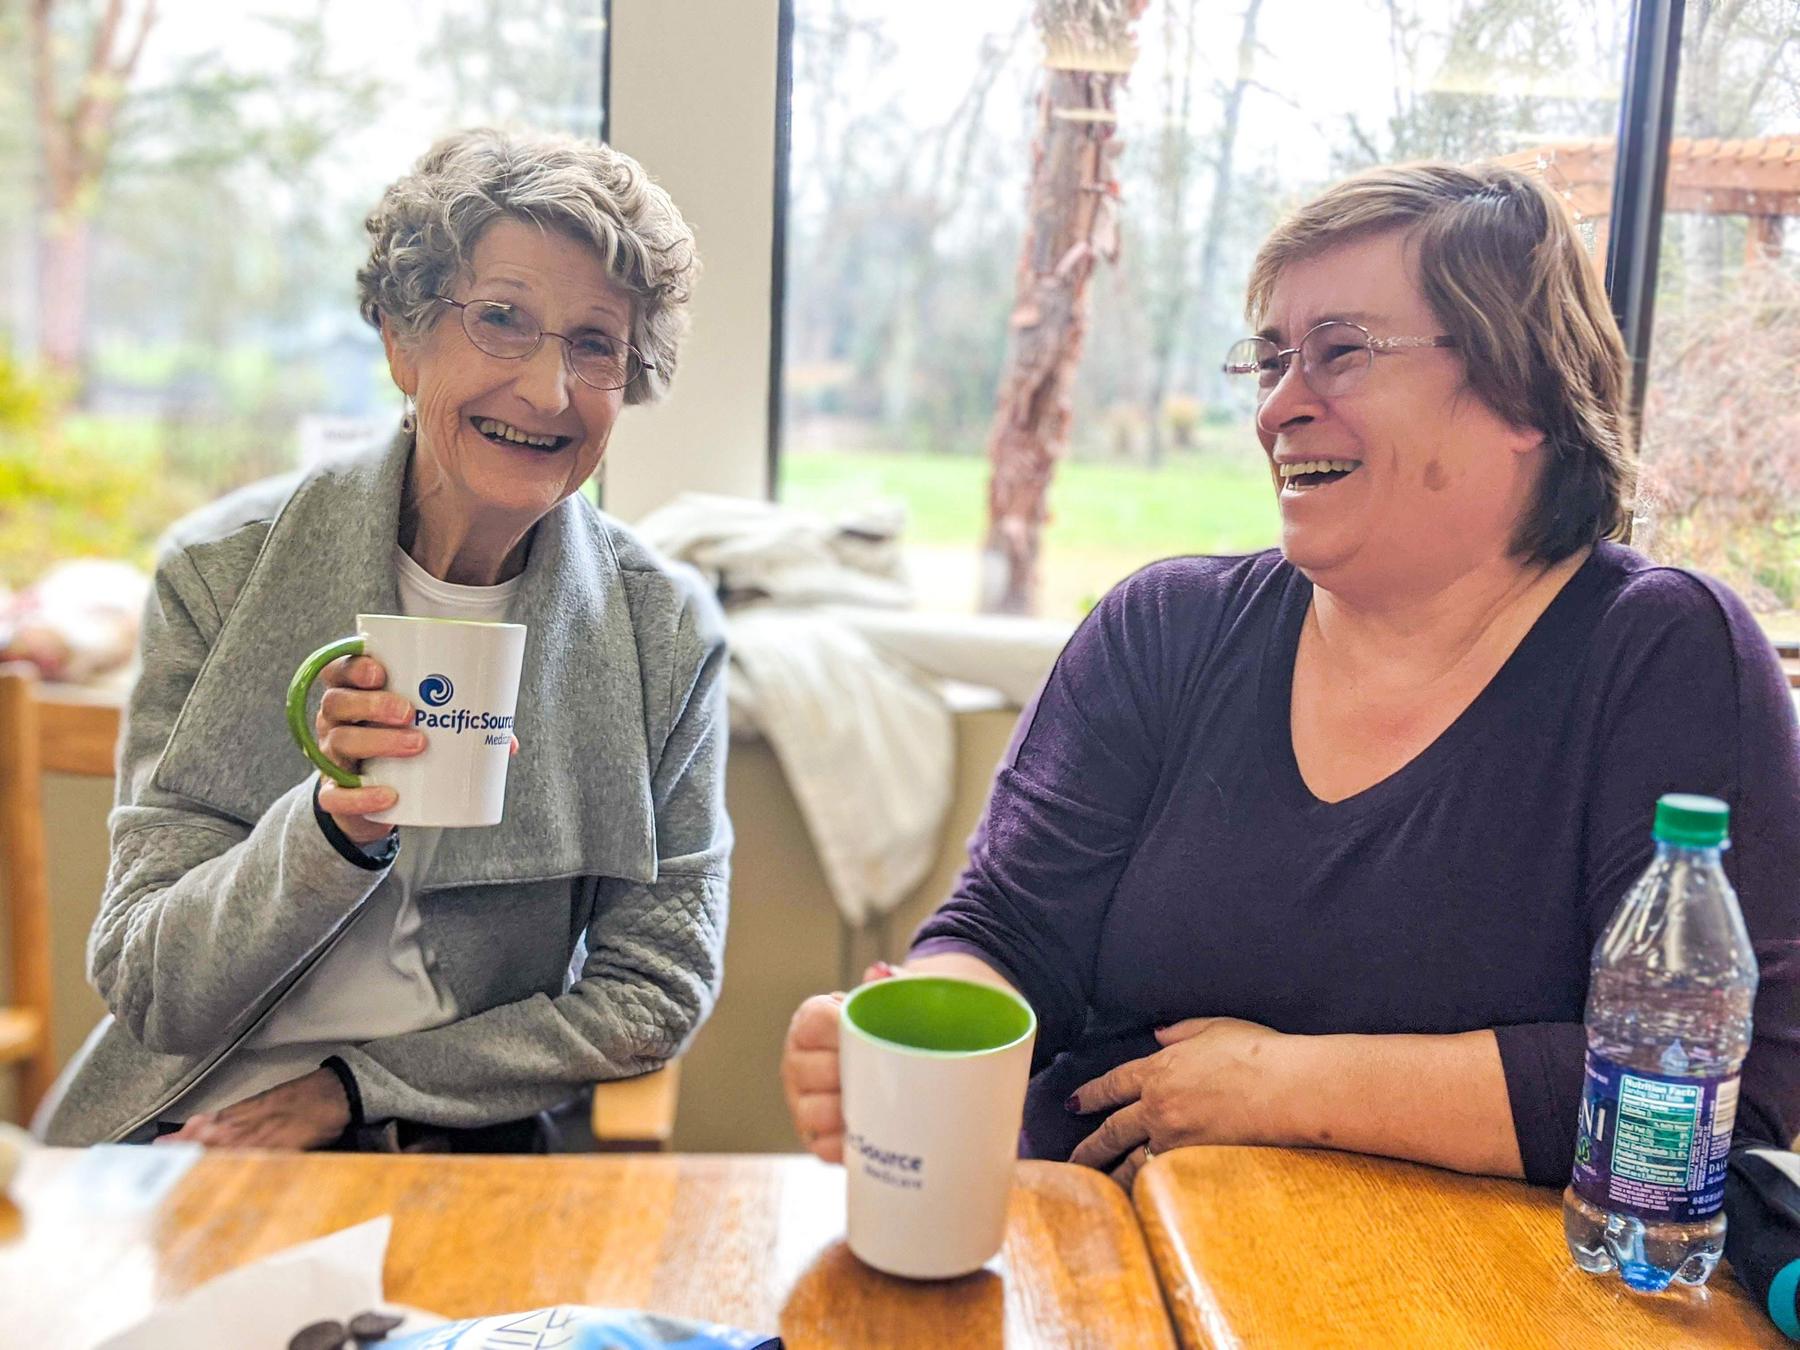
[{"left": 604, "top": 0, "right": 781, "bottom": 520}]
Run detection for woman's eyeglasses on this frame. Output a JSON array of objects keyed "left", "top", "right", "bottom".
[
  {"left": 1223, "top": 320, "right": 1457, "bottom": 401},
  {"left": 436, "top": 296, "right": 651, "bottom": 392}
]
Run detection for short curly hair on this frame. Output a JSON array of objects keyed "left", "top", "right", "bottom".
[{"left": 357, "top": 127, "right": 699, "bottom": 405}]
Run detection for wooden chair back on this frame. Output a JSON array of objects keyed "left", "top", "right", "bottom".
[{"left": 0, "top": 664, "right": 121, "bottom": 1121}]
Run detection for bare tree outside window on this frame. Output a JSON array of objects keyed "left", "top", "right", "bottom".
[
  {"left": 781, "top": 1, "right": 1636, "bottom": 620},
  {"left": 979, "top": 0, "right": 1146, "bottom": 616},
  {"left": 27, "top": 0, "right": 159, "bottom": 393}
]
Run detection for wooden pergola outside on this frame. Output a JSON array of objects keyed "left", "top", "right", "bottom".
[{"left": 1499, "top": 136, "right": 1800, "bottom": 266}]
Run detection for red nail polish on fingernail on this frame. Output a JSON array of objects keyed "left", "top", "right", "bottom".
[{"left": 1064, "top": 1094, "right": 1081, "bottom": 1115}]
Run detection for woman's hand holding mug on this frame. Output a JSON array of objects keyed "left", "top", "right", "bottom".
[
  {"left": 784, "top": 954, "right": 1037, "bottom": 1279},
  {"left": 313, "top": 654, "right": 423, "bottom": 846},
  {"left": 782, "top": 954, "right": 1022, "bottom": 1163},
  {"left": 289, "top": 615, "right": 525, "bottom": 831},
  {"left": 783, "top": 961, "right": 899, "bottom": 1162},
  {"left": 290, "top": 615, "right": 527, "bottom": 830}
]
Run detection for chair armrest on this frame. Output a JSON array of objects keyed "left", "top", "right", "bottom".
[
  {"left": 590, "top": 1062, "right": 682, "bottom": 1150},
  {"left": 0, "top": 1008, "right": 44, "bottom": 1065}
]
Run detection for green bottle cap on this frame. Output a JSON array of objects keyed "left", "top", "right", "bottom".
[{"left": 1652, "top": 793, "right": 1730, "bottom": 847}]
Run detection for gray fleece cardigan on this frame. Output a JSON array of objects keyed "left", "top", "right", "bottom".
[{"left": 36, "top": 434, "right": 731, "bottom": 1145}]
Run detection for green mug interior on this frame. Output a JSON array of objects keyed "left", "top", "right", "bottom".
[{"left": 844, "top": 976, "right": 1034, "bottom": 1055}]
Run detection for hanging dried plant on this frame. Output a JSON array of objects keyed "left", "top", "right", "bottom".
[{"left": 1037, "top": 0, "right": 1141, "bottom": 72}]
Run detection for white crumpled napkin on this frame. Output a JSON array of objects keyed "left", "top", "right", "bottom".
[{"left": 97, "top": 1216, "right": 434, "bottom": 1350}]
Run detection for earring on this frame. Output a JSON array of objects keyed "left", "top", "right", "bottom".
[{"left": 400, "top": 396, "right": 417, "bottom": 435}]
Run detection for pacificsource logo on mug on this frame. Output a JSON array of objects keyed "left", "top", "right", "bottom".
[
  {"left": 845, "top": 1132, "right": 925, "bottom": 1191},
  {"left": 413, "top": 674, "right": 513, "bottom": 746}
]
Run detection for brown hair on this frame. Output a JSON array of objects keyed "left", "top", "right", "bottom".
[{"left": 1246, "top": 161, "right": 1632, "bottom": 562}]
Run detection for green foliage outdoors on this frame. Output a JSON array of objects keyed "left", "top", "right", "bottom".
[
  {"left": 0, "top": 359, "right": 202, "bottom": 588},
  {"left": 0, "top": 351, "right": 53, "bottom": 428}
]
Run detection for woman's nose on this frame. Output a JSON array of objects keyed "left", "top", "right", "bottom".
[
  {"left": 1255, "top": 356, "right": 1324, "bottom": 438},
  {"left": 513, "top": 338, "right": 575, "bottom": 414}
]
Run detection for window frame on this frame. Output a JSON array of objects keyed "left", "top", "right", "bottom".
[
  {"left": 1605, "top": 0, "right": 1687, "bottom": 436},
  {"left": 767, "top": 0, "right": 796, "bottom": 500}
]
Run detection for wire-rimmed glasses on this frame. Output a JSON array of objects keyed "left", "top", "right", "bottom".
[
  {"left": 1222, "top": 320, "right": 1457, "bottom": 401},
  {"left": 436, "top": 296, "right": 651, "bottom": 392}
]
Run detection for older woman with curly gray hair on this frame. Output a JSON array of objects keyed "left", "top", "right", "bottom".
[{"left": 36, "top": 128, "right": 730, "bottom": 1152}]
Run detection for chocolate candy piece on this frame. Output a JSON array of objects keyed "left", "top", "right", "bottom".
[
  {"left": 349, "top": 1310, "right": 405, "bottom": 1341},
  {"left": 289, "top": 1320, "right": 348, "bottom": 1350}
]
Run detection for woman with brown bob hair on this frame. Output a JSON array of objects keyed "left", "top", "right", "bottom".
[{"left": 781, "top": 161, "right": 1800, "bottom": 1206}]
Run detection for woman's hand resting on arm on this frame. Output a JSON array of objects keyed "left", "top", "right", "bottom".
[
  {"left": 1068, "top": 1018, "right": 1307, "bottom": 1189},
  {"left": 153, "top": 1069, "right": 351, "bottom": 1150},
  {"left": 1069, "top": 1021, "right": 1526, "bottom": 1191},
  {"left": 780, "top": 953, "right": 1022, "bottom": 1163}
]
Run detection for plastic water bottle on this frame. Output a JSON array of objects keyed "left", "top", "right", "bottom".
[{"left": 1563, "top": 794, "right": 1758, "bottom": 1292}]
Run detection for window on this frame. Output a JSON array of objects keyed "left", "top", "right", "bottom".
[
  {"left": 1633, "top": 2, "right": 1800, "bottom": 645},
  {"left": 778, "top": 0, "right": 1628, "bottom": 617},
  {"left": 0, "top": 0, "right": 607, "bottom": 585}
]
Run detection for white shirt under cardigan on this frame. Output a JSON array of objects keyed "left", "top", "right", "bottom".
[{"left": 167, "top": 547, "right": 519, "bottom": 1118}]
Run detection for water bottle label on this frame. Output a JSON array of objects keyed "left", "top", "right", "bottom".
[{"left": 1570, "top": 1051, "right": 1739, "bottom": 1222}]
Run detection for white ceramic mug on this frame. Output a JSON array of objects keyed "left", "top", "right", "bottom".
[
  {"left": 288, "top": 614, "right": 527, "bottom": 828},
  {"left": 838, "top": 975, "right": 1037, "bottom": 1280}
]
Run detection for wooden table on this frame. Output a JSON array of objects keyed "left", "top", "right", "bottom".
[
  {"left": 1134, "top": 1146, "right": 1783, "bottom": 1349},
  {"left": 1, "top": 1148, "right": 1175, "bottom": 1347}
]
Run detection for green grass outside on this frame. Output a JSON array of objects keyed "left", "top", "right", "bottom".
[
  {"left": 781, "top": 446, "right": 1279, "bottom": 554},
  {"left": 779, "top": 448, "right": 1800, "bottom": 640},
  {"left": 780, "top": 447, "right": 1281, "bottom": 616}
]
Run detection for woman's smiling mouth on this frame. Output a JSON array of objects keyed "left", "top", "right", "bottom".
[
  {"left": 1279, "top": 459, "right": 1362, "bottom": 493},
  {"left": 470, "top": 416, "right": 572, "bottom": 452}
]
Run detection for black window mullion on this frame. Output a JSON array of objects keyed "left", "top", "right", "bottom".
[
  {"left": 600, "top": 0, "right": 613, "bottom": 144},
  {"left": 589, "top": 0, "right": 613, "bottom": 512},
  {"left": 767, "top": 0, "right": 796, "bottom": 500},
  {"left": 1605, "top": 0, "right": 1686, "bottom": 430}
]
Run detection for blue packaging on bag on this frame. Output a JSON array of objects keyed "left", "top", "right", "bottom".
[{"left": 385, "top": 1306, "right": 780, "bottom": 1349}]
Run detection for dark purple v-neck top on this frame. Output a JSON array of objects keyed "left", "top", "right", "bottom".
[{"left": 912, "top": 544, "right": 1800, "bottom": 1185}]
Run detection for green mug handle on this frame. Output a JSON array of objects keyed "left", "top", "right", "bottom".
[{"left": 287, "top": 636, "right": 366, "bottom": 788}]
